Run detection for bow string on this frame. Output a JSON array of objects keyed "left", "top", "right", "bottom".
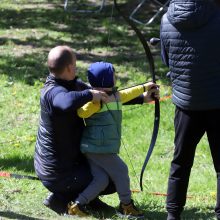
[{"left": 113, "top": 0, "right": 160, "bottom": 191}]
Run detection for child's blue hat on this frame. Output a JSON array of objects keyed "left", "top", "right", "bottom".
[{"left": 87, "top": 61, "right": 114, "bottom": 88}]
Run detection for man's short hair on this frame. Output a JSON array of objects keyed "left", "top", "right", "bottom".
[{"left": 48, "top": 46, "right": 74, "bottom": 76}]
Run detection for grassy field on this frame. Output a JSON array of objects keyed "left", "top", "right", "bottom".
[{"left": 0, "top": 0, "right": 217, "bottom": 219}]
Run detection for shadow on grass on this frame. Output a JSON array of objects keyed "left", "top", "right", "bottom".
[
  {"left": 0, "top": 1, "right": 169, "bottom": 86},
  {"left": 0, "top": 211, "right": 44, "bottom": 220},
  {"left": 182, "top": 207, "right": 216, "bottom": 220},
  {"left": 0, "top": 155, "right": 35, "bottom": 173},
  {"left": 146, "top": 207, "right": 216, "bottom": 219},
  {"left": 0, "top": 207, "right": 215, "bottom": 220},
  {"left": 89, "top": 206, "right": 215, "bottom": 219}
]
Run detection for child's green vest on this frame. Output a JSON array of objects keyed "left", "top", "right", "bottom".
[{"left": 80, "top": 101, "right": 122, "bottom": 154}]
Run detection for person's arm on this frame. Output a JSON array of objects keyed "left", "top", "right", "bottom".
[
  {"left": 77, "top": 102, "right": 101, "bottom": 118},
  {"left": 76, "top": 88, "right": 145, "bottom": 118},
  {"left": 119, "top": 82, "right": 156, "bottom": 104},
  {"left": 161, "top": 39, "right": 169, "bottom": 67},
  {"left": 49, "top": 86, "right": 93, "bottom": 112},
  {"left": 123, "top": 95, "right": 144, "bottom": 105},
  {"left": 160, "top": 19, "right": 169, "bottom": 67},
  {"left": 77, "top": 87, "right": 146, "bottom": 118},
  {"left": 76, "top": 77, "right": 149, "bottom": 105},
  {"left": 75, "top": 77, "right": 91, "bottom": 90},
  {"left": 77, "top": 85, "right": 147, "bottom": 118}
]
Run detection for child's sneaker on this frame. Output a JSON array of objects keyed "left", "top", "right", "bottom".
[
  {"left": 67, "top": 201, "right": 88, "bottom": 217},
  {"left": 117, "top": 200, "right": 144, "bottom": 219}
]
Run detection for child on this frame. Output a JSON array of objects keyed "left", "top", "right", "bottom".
[{"left": 68, "top": 61, "right": 159, "bottom": 218}]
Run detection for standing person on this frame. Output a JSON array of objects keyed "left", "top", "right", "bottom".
[
  {"left": 34, "top": 46, "right": 154, "bottom": 216},
  {"left": 67, "top": 61, "right": 159, "bottom": 218},
  {"left": 160, "top": 0, "right": 220, "bottom": 219}
]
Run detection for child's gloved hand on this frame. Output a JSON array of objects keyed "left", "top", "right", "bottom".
[
  {"left": 143, "top": 82, "right": 159, "bottom": 91},
  {"left": 143, "top": 82, "right": 160, "bottom": 103}
]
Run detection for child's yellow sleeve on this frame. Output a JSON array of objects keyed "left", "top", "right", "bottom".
[
  {"left": 77, "top": 102, "right": 101, "bottom": 118},
  {"left": 119, "top": 84, "right": 148, "bottom": 104}
]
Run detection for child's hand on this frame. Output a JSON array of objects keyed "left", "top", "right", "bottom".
[
  {"left": 143, "top": 82, "right": 158, "bottom": 91},
  {"left": 143, "top": 86, "right": 160, "bottom": 103}
]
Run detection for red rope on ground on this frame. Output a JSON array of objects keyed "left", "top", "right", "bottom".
[
  {"left": 0, "top": 171, "right": 10, "bottom": 178},
  {"left": 131, "top": 189, "right": 193, "bottom": 199}
]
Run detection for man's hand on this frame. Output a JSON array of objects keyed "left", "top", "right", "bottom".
[
  {"left": 143, "top": 83, "right": 160, "bottom": 103},
  {"left": 90, "top": 89, "right": 108, "bottom": 103}
]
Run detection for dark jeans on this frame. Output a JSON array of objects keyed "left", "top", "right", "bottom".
[
  {"left": 42, "top": 165, "right": 93, "bottom": 197},
  {"left": 166, "top": 107, "right": 220, "bottom": 219},
  {"left": 42, "top": 165, "right": 116, "bottom": 214},
  {"left": 42, "top": 169, "right": 116, "bottom": 196}
]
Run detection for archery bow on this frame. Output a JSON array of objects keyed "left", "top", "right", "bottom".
[{"left": 113, "top": 0, "right": 160, "bottom": 191}]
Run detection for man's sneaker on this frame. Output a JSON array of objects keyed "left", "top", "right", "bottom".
[
  {"left": 117, "top": 200, "right": 144, "bottom": 219},
  {"left": 68, "top": 202, "right": 89, "bottom": 217},
  {"left": 43, "top": 192, "right": 68, "bottom": 215}
]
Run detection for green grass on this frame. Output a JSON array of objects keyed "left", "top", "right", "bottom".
[{"left": 0, "top": 0, "right": 217, "bottom": 219}]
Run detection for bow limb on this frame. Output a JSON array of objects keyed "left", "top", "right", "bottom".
[
  {"left": 139, "top": 98, "right": 160, "bottom": 191},
  {"left": 113, "top": 0, "right": 160, "bottom": 191}
]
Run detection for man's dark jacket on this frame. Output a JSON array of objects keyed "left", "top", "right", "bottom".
[
  {"left": 34, "top": 75, "right": 93, "bottom": 182},
  {"left": 160, "top": 0, "right": 220, "bottom": 110}
]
